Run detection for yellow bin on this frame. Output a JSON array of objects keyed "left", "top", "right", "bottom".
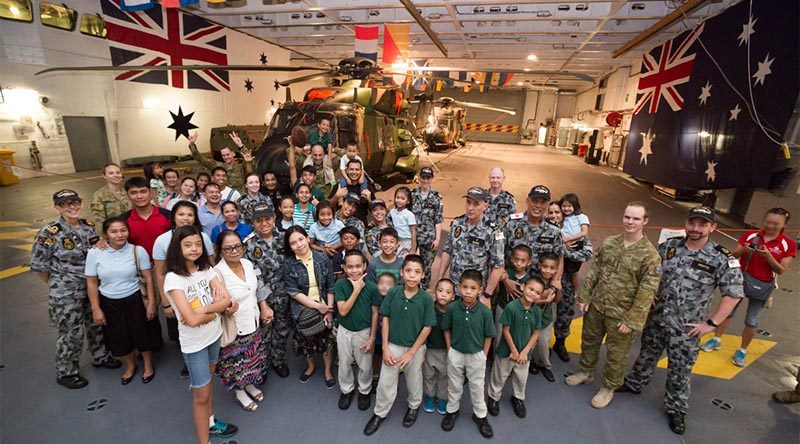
[{"left": 0, "top": 148, "right": 20, "bottom": 186}]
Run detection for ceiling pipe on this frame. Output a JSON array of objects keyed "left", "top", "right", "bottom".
[
  {"left": 612, "top": 0, "right": 707, "bottom": 58},
  {"left": 398, "top": 0, "right": 449, "bottom": 58}
]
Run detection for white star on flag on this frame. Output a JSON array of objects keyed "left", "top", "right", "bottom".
[
  {"left": 705, "top": 160, "right": 717, "bottom": 182},
  {"left": 638, "top": 129, "right": 655, "bottom": 165},
  {"left": 729, "top": 104, "right": 742, "bottom": 121},
  {"left": 698, "top": 82, "right": 712, "bottom": 105},
  {"left": 737, "top": 15, "right": 756, "bottom": 46},
  {"left": 752, "top": 53, "right": 774, "bottom": 86}
]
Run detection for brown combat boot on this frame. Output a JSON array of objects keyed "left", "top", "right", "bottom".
[
  {"left": 591, "top": 387, "right": 615, "bottom": 408},
  {"left": 565, "top": 372, "right": 594, "bottom": 387}
]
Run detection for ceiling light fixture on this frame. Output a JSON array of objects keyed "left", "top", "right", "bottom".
[
  {"left": 527, "top": 54, "right": 538, "bottom": 61},
  {"left": 536, "top": 10, "right": 552, "bottom": 18}
]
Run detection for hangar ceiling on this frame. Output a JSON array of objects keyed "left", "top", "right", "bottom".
[{"left": 192, "top": 0, "right": 736, "bottom": 92}]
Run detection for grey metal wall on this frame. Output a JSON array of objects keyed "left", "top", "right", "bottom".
[{"left": 435, "top": 87, "right": 524, "bottom": 144}]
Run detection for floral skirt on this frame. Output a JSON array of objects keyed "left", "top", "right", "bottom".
[
  {"left": 293, "top": 327, "right": 333, "bottom": 358},
  {"left": 216, "top": 329, "right": 269, "bottom": 391}
]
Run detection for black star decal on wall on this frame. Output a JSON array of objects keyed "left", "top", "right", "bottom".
[
  {"left": 274, "top": 79, "right": 281, "bottom": 91},
  {"left": 244, "top": 78, "right": 254, "bottom": 93},
  {"left": 259, "top": 52, "right": 268, "bottom": 65},
  {"left": 167, "top": 107, "right": 198, "bottom": 141}
]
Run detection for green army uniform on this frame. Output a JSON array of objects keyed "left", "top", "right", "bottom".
[
  {"left": 30, "top": 217, "right": 112, "bottom": 378},
  {"left": 411, "top": 187, "right": 444, "bottom": 287},
  {"left": 625, "top": 236, "right": 744, "bottom": 415},
  {"left": 575, "top": 234, "right": 661, "bottom": 390},
  {"left": 90, "top": 185, "right": 131, "bottom": 236},
  {"left": 188, "top": 142, "right": 250, "bottom": 194}
]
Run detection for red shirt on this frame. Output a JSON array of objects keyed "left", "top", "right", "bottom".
[
  {"left": 122, "top": 207, "right": 172, "bottom": 258},
  {"left": 737, "top": 230, "right": 796, "bottom": 282}
]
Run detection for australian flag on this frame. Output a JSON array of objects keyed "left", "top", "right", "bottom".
[
  {"left": 623, "top": 0, "right": 798, "bottom": 190},
  {"left": 101, "top": 0, "right": 230, "bottom": 91}
]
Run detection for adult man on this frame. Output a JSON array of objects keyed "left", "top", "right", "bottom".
[
  {"left": 331, "top": 160, "right": 371, "bottom": 220},
  {"left": 565, "top": 201, "right": 661, "bottom": 409},
  {"left": 503, "top": 185, "right": 568, "bottom": 360},
  {"left": 484, "top": 167, "right": 516, "bottom": 228},
  {"left": 198, "top": 183, "right": 225, "bottom": 236},
  {"left": 243, "top": 203, "right": 290, "bottom": 378},
  {"left": 303, "top": 144, "right": 337, "bottom": 190},
  {"left": 31, "top": 189, "right": 118, "bottom": 389},
  {"left": 188, "top": 131, "right": 253, "bottom": 194},
  {"left": 435, "top": 187, "right": 504, "bottom": 305},
  {"left": 211, "top": 167, "right": 242, "bottom": 203},
  {"left": 119, "top": 177, "right": 172, "bottom": 258},
  {"left": 618, "top": 207, "right": 744, "bottom": 435},
  {"left": 410, "top": 167, "right": 443, "bottom": 288}
]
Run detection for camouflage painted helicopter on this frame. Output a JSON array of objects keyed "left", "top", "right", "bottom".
[{"left": 411, "top": 95, "right": 516, "bottom": 151}]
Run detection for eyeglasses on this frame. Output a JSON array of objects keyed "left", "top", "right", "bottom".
[
  {"left": 57, "top": 200, "right": 82, "bottom": 208},
  {"left": 221, "top": 244, "right": 243, "bottom": 253}
]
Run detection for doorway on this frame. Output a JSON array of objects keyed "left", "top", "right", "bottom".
[{"left": 63, "top": 116, "right": 110, "bottom": 172}]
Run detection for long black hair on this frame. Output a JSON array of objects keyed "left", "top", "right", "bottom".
[
  {"left": 165, "top": 225, "right": 212, "bottom": 276},
  {"left": 143, "top": 161, "right": 162, "bottom": 182},
  {"left": 283, "top": 225, "right": 309, "bottom": 257}
]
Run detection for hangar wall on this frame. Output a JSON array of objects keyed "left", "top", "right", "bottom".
[
  {"left": 434, "top": 87, "right": 525, "bottom": 144},
  {"left": 0, "top": 0, "right": 291, "bottom": 177}
]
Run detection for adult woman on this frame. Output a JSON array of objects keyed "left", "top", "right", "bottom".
[
  {"left": 165, "top": 177, "right": 201, "bottom": 211},
  {"left": 164, "top": 225, "right": 239, "bottom": 444},
  {"left": 163, "top": 168, "right": 180, "bottom": 198},
  {"left": 91, "top": 163, "right": 130, "bottom": 235},
  {"left": 214, "top": 230, "right": 272, "bottom": 412},
  {"left": 85, "top": 217, "right": 156, "bottom": 384},
  {"left": 282, "top": 226, "right": 336, "bottom": 388},
  {"left": 702, "top": 208, "right": 796, "bottom": 367},
  {"left": 211, "top": 201, "right": 253, "bottom": 244},
  {"left": 239, "top": 173, "right": 273, "bottom": 225}
]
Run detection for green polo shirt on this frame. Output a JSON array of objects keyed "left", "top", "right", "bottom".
[
  {"left": 442, "top": 299, "right": 496, "bottom": 354},
  {"left": 496, "top": 298, "right": 541, "bottom": 359},
  {"left": 531, "top": 270, "right": 555, "bottom": 326},
  {"left": 426, "top": 306, "right": 448, "bottom": 350},
  {"left": 335, "top": 279, "right": 382, "bottom": 332},
  {"left": 497, "top": 267, "right": 532, "bottom": 309},
  {"left": 379, "top": 286, "right": 437, "bottom": 347}
]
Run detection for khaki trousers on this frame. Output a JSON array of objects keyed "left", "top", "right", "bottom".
[
  {"left": 487, "top": 355, "right": 530, "bottom": 401},
  {"left": 336, "top": 326, "right": 374, "bottom": 395},
  {"left": 422, "top": 348, "right": 448, "bottom": 399},
  {"left": 446, "top": 348, "right": 488, "bottom": 417},
  {"left": 532, "top": 320, "right": 554, "bottom": 370},
  {"left": 374, "top": 343, "right": 426, "bottom": 418}
]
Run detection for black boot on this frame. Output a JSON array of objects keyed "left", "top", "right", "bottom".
[
  {"left": 668, "top": 412, "right": 686, "bottom": 435},
  {"left": 363, "top": 415, "right": 384, "bottom": 436},
  {"left": 553, "top": 338, "right": 570, "bottom": 362}
]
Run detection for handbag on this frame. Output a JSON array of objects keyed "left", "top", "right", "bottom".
[
  {"left": 295, "top": 306, "right": 326, "bottom": 337},
  {"left": 219, "top": 312, "right": 238, "bottom": 347},
  {"left": 132, "top": 245, "right": 148, "bottom": 298}
]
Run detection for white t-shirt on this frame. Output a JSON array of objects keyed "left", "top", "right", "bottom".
[
  {"left": 152, "top": 230, "right": 214, "bottom": 261},
  {"left": 339, "top": 154, "right": 364, "bottom": 171},
  {"left": 214, "top": 259, "right": 259, "bottom": 336},
  {"left": 163, "top": 268, "right": 222, "bottom": 353},
  {"left": 389, "top": 208, "right": 417, "bottom": 240},
  {"left": 562, "top": 213, "right": 590, "bottom": 237}
]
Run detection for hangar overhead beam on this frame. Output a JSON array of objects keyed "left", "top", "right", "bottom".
[
  {"left": 612, "top": 0, "right": 708, "bottom": 58},
  {"left": 399, "top": 0, "right": 448, "bottom": 58}
]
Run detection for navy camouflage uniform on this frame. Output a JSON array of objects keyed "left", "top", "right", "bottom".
[
  {"left": 624, "top": 236, "right": 744, "bottom": 415},
  {"left": 443, "top": 214, "right": 505, "bottom": 295},
  {"left": 244, "top": 230, "right": 290, "bottom": 366},
  {"left": 558, "top": 235, "right": 594, "bottom": 340},
  {"left": 364, "top": 222, "right": 391, "bottom": 258},
  {"left": 484, "top": 189, "right": 516, "bottom": 229},
  {"left": 30, "top": 217, "right": 112, "bottom": 378},
  {"left": 411, "top": 187, "right": 443, "bottom": 287},
  {"left": 238, "top": 193, "right": 274, "bottom": 225}
]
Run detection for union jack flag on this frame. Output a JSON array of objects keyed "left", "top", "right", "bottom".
[
  {"left": 101, "top": 0, "right": 229, "bottom": 91},
  {"left": 634, "top": 23, "right": 704, "bottom": 114}
]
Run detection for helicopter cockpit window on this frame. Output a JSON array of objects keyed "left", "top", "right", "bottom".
[
  {"left": 337, "top": 114, "right": 357, "bottom": 147},
  {"left": 267, "top": 108, "right": 295, "bottom": 138},
  {"left": 40, "top": 2, "right": 77, "bottom": 31},
  {"left": 0, "top": 0, "right": 33, "bottom": 22}
]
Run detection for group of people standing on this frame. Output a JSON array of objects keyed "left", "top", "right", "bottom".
[{"left": 30, "top": 128, "right": 797, "bottom": 443}]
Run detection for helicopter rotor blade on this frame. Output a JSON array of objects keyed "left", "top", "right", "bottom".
[
  {"left": 36, "top": 64, "right": 330, "bottom": 76},
  {"left": 406, "top": 67, "right": 594, "bottom": 82},
  {"left": 456, "top": 101, "right": 517, "bottom": 115},
  {"left": 279, "top": 72, "right": 335, "bottom": 87},
  {"left": 382, "top": 71, "right": 475, "bottom": 86}
]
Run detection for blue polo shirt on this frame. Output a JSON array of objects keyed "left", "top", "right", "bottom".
[
  {"left": 211, "top": 222, "right": 253, "bottom": 243},
  {"left": 85, "top": 242, "right": 151, "bottom": 299},
  {"left": 198, "top": 204, "right": 225, "bottom": 236}
]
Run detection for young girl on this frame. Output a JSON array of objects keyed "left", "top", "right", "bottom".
[
  {"left": 278, "top": 196, "right": 296, "bottom": 232},
  {"left": 196, "top": 172, "right": 211, "bottom": 204},
  {"left": 388, "top": 186, "right": 417, "bottom": 257},
  {"left": 144, "top": 162, "right": 167, "bottom": 207},
  {"left": 292, "top": 183, "right": 315, "bottom": 231},
  {"left": 308, "top": 202, "right": 345, "bottom": 257},
  {"left": 560, "top": 193, "right": 590, "bottom": 289},
  {"left": 163, "top": 225, "right": 239, "bottom": 444},
  {"left": 238, "top": 173, "right": 273, "bottom": 226}
]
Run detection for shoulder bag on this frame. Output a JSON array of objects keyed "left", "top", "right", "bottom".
[{"left": 741, "top": 235, "right": 775, "bottom": 302}]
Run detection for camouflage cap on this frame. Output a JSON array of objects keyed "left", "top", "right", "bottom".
[
  {"left": 344, "top": 192, "right": 361, "bottom": 204},
  {"left": 53, "top": 189, "right": 81, "bottom": 205}
]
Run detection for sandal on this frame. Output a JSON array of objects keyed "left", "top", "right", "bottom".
[
  {"left": 246, "top": 389, "right": 264, "bottom": 402},
  {"left": 238, "top": 397, "right": 258, "bottom": 412}
]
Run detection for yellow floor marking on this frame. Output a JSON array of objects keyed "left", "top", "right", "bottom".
[
  {"left": 10, "top": 244, "right": 33, "bottom": 251},
  {"left": 0, "top": 221, "right": 31, "bottom": 228},
  {"left": 0, "top": 265, "right": 30, "bottom": 280},
  {"left": 657, "top": 333, "right": 776, "bottom": 380},
  {"left": 0, "top": 229, "right": 38, "bottom": 240}
]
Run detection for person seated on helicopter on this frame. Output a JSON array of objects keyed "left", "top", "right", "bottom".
[
  {"left": 308, "top": 118, "right": 334, "bottom": 151},
  {"left": 330, "top": 159, "right": 371, "bottom": 212}
]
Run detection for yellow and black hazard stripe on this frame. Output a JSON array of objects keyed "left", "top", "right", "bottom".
[{"left": 463, "top": 123, "right": 520, "bottom": 133}]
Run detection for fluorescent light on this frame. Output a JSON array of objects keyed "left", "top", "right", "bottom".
[
  {"left": 517, "top": 81, "right": 524, "bottom": 86},
  {"left": 527, "top": 54, "right": 538, "bottom": 61},
  {"left": 698, "top": 131, "right": 711, "bottom": 138}
]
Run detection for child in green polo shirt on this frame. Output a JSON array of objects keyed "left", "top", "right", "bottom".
[
  {"left": 487, "top": 276, "right": 544, "bottom": 419},
  {"left": 371, "top": 272, "right": 397, "bottom": 384},
  {"left": 335, "top": 250, "right": 382, "bottom": 412},
  {"left": 441, "top": 269, "right": 496, "bottom": 439},
  {"left": 530, "top": 252, "right": 560, "bottom": 382},
  {"left": 496, "top": 245, "right": 534, "bottom": 347},
  {"left": 363, "top": 255, "right": 436, "bottom": 436},
  {"left": 422, "top": 278, "right": 455, "bottom": 415}
]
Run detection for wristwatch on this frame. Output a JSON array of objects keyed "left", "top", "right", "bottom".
[{"left": 706, "top": 319, "right": 719, "bottom": 328}]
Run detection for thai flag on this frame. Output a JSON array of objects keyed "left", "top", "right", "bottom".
[{"left": 354, "top": 25, "right": 378, "bottom": 62}]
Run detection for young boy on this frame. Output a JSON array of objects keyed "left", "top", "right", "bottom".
[
  {"left": 367, "top": 228, "right": 404, "bottom": 283},
  {"left": 411, "top": 167, "right": 443, "bottom": 288},
  {"left": 441, "top": 269, "right": 496, "bottom": 439},
  {"left": 486, "top": 276, "right": 544, "bottom": 419},
  {"left": 339, "top": 140, "right": 364, "bottom": 172},
  {"left": 364, "top": 255, "right": 436, "bottom": 436},
  {"left": 332, "top": 226, "right": 361, "bottom": 279},
  {"left": 529, "top": 252, "right": 560, "bottom": 382},
  {"left": 422, "top": 279, "right": 455, "bottom": 415},
  {"left": 336, "top": 250, "right": 382, "bottom": 411},
  {"left": 496, "top": 245, "right": 534, "bottom": 346},
  {"left": 364, "top": 200, "right": 392, "bottom": 260},
  {"left": 291, "top": 165, "right": 326, "bottom": 204}
]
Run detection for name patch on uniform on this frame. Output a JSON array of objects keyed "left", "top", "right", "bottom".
[
  {"left": 453, "top": 226, "right": 462, "bottom": 238},
  {"left": 537, "top": 235, "right": 554, "bottom": 244},
  {"left": 728, "top": 258, "right": 741, "bottom": 268},
  {"left": 494, "top": 231, "right": 505, "bottom": 240},
  {"left": 88, "top": 236, "right": 100, "bottom": 246},
  {"left": 468, "top": 236, "right": 485, "bottom": 247},
  {"left": 498, "top": 203, "right": 511, "bottom": 210},
  {"left": 691, "top": 260, "right": 716, "bottom": 274}
]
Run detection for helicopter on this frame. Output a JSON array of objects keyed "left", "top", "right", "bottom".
[{"left": 411, "top": 95, "right": 516, "bottom": 151}]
